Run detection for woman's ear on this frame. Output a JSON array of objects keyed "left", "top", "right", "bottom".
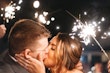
[{"left": 24, "top": 49, "right": 31, "bottom": 59}]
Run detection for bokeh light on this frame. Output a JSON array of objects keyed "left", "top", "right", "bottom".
[{"left": 33, "top": 0, "right": 40, "bottom": 8}]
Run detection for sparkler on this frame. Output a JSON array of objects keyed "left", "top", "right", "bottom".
[
  {"left": 33, "top": 0, "right": 40, "bottom": 8},
  {"left": 0, "top": 0, "right": 23, "bottom": 23},
  {"left": 34, "top": 11, "right": 56, "bottom": 25},
  {"left": 101, "top": 31, "right": 110, "bottom": 39},
  {"left": 66, "top": 10, "right": 109, "bottom": 60}
]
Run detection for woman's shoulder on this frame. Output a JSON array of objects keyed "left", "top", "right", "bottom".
[{"left": 71, "top": 69, "right": 83, "bottom": 73}]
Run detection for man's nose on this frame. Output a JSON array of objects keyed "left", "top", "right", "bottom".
[{"left": 45, "top": 48, "right": 49, "bottom": 53}]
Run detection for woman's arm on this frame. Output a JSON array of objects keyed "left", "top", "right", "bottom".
[{"left": 0, "top": 25, "right": 6, "bottom": 38}]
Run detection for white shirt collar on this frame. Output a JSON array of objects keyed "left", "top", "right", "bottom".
[{"left": 9, "top": 54, "right": 18, "bottom": 62}]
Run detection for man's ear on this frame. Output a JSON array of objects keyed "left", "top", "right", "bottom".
[{"left": 24, "top": 49, "right": 32, "bottom": 59}]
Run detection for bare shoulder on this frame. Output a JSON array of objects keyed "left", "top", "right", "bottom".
[{"left": 71, "top": 69, "right": 83, "bottom": 73}]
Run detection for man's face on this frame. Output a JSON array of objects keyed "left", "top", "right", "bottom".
[
  {"left": 44, "top": 36, "right": 57, "bottom": 68},
  {"left": 29, "top": 37, "right": 49, "bottom": 60}
]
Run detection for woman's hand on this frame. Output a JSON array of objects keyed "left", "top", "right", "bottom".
[
  {"left": 108, "top": 60, "right": 110, "bottom": 73},
  {"left": 15, "top": 54, "right": 45, "bottom": 73},
  {"left": 75, "top": 61, "right": 83, "bottom": 71}
]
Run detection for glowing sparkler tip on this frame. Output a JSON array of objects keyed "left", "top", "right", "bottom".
[
  {"left": 51, "top": 17, "right": 55, "bottom": 21},
  {"left": 1, "top": 0, "right": 22, "bottom": 23},
  {"left": 56, "top": 26, "right": 60, "bottom": 30},
  {"left": 34, "top": 12, "right": 38, "bottom": 18},
  {"left": 1, "top": 14, "right": 3, "bottom": 17},
  {"left": 16, "top": 6, "right": 21, "bottom": 10},
  {"left": 1, "top": 8, "right": 4, "bottom": 11},
  {"left": 38, "top": 14, "right": 46, "bottom": 24},
  {"left": 18, "top": 0, "right": 23, "bottom": 4},
  {"left": 84, "top": 11, "right": 87, "bottom": 15},
  {"left": 33, "top": 0, "right": 40, "bottom": 8},
  {"left": 46, "top": 20, "right": 50, "bottom": 25},
  {"left": 43, "top": 11, "right": 48, "bottom": 16},
  {"left": 101, "top": 17, "right": 105, "bottom": 22}
]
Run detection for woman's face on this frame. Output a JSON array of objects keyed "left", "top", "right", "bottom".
[{"left": 44, "top": 36, "right": 57, "bottom": 68}]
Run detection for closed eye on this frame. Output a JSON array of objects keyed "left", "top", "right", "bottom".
[{"left": 51, "top": 47, "right": 55, "bottom": 50}]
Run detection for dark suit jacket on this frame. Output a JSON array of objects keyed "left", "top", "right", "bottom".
[
  {"left": 46, "top": 68, "right": 51, "bottom": 73},
  {"left": 0, "top": 52, "right": 29, "bottom": 73}
]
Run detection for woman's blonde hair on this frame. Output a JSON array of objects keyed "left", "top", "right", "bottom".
[{"left": 52, "top": 33, "right": 82, "bottom": 73}]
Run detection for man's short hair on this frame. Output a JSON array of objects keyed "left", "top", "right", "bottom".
[{"left": 8, "top": 19, "right": 50, "bottom": 56}]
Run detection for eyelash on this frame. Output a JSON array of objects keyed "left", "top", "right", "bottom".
[{"left": 51, "top": 47, "right": 55, "bottom": 50}]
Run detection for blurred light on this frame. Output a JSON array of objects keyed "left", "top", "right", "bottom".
[
  {"left": 1, "top": 8, "right": 4, "bottom": 11},
  {"left": 91, "top": 66, "right": 95, "bottom": 72},
  {"left": 46, "top": 20, "right": 50, "bottom": 25},
  {"left": 81, "top": 25, "right": 96, "bottom": 37},
  {"left": 56, "top": 26, "right": 60, "bottom": 30},
  {"left": 43, "top": 11, "right": 48, "bottom": 16},
  {"left": 101, "top": 36, "right": 106, "bottom": 39},
  {"left": 84, "top": 11, "right": 87, "bottom": 15},
  {"left": 33, "top": 0, "right": 40, "bottom": 8},
  {"left": 98, "top": 21, "right": 101, "bottom": 24},
  {"left": 82, "top": 48, "right": 84, "bottom": 51},
  {"left": 13, "top": 3, "right": 16, "bottom": 6},
  {"left": 1, "top": 14, "right": 3, "bottom": 17},
  {"left": 6, "top": 19, "right": 9, "bottom": 23},
  {"left": 38, "top": 14, "right": 46, "bottom": 24},
  {"left": 101, "top": 17, "right": 105, "bottom": 22},
  {"left": 18, "top": 0, "right": 23, "bottom": 4},
  {"left": 76, "top": 19, "right": 79, "bottom": 22},
  {"left": 98, "top": 28, "right": 101, "bottom": 32},
  {"left": 34, "top": 12, "right": 38, "bottom": 18},
  {"left": 98, "top": 26, "right": 101, "bottom": 32},
  {"left": 92, "top": 44, "right": 94, "bottom": 46},
  {"left": 108, "top": 32, "right": 110, "bottom": 36},
  {"left": 16, "top": 6, "right": 21, "bottom": 10},
  {"left": 1, "top": 0, "right": 22, "bottom": 23},
  {"left": 88, "top": 71, "right": 92, "bottom": 73},
  {"left": 74, "top": 22, "right": 76, "bottom": 25},
  {"left": 92, "top": 21, "right": 97, "bottom": 26},
  {"left": 72, "top": 26, "right": 78, "bottom": 32},
  {"left": 83, "top": 38, "right": 90, "bottom": 45},
  {"left": 5, "top": 6, "right": 15, "bottom": 12},
  {"left": 70, "top": 36, "right": 75, "bottom": 39},
  {"left": 51, "top": 17, "right": 55, "bottom": 21},
  {"left": 104, "top": 32, "right": 107, "bottom": 35},
  {"left": 5, "top": 13, "right": 11, "bottom": 18}
]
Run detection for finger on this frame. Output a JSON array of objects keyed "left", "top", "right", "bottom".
[
  {"left": 16, "top": 54, "right": 43, "bottom": 65},
  {"left": 75, "top": 61, "right": 83, "bottom": 71},
  {"left": 27, "top": 55, "right": 42, "bottom": 64},
  {"left": 15, "top": 54, "right": 31, "bottom": 65},
  {"left": 37, "top": 52, "right": 44, "bottom": 63},
  {"left": 75, "top": 61, "right": 82, "bottom": 67}
]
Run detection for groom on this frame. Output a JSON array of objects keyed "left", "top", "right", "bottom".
[{"left": 0, "top": 19, "right": 51, "bottom": 73}]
